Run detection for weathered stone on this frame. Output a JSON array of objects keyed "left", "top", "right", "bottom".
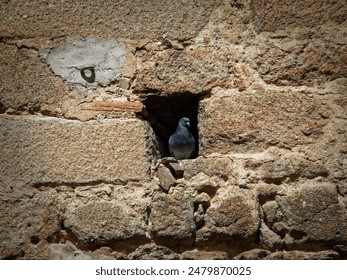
[
  {"left": 157, "top": 165, "right": 176, "bottom": 192},
  {"left": 249, "top": 1, "right": 347, "bottom": 86},
  {"left": 244, "top": 150, "right": 329, "bottom": 184},
  {"left": 0, "top": 43, "right": 69, "bottom": 112},
  {"left": 0, "top": 116, "right": 157, "bottom": 185},
  {"left": 91, "top": 247, "right": 127, "bottom": 260},
  {"left": 265, "top": 250, "right": 341, "bottom": 260},
  {"left": 49, "top": 242, "right": 93, "bottom": 260},
  {"left": 199, "top": 89, "right": 332, "bottom": 154},
  {"left": 183, "top": 156, "right": 234, "bottom": 180},
  {"left": 128, "top": 244, "right": 180, "bottom": 260},
  {"left": 134, "top": 45, "right": 233, "bottom": 94},
  {"left": 149, "top": 189, "right": 195, "bottom": 244},
  {"left": 0, "top": 0, "right": 219, "bottom": 40},
  {"left": 298, "top": 118, "right": 347, "bottom": 182},
  {"left": 64, "top": 201, "right": 146, "bottom": 246},
  {"left": 262, "top": 200, "right": 280, "bottom": 226},
  {"left": 276, "top": 182, "right": 347, "bottom": 246},
  {"left": 0, "top": 186, "right": 62, "bottom": 259},
  {"left": 189, "top": 172, "right": 221, "bottom": 195},
  {"left": 260, "top": 156, "right": 329, "bottom": 184},
  {"left": 247, "top": 31, "right": 347, "bottom": 86},
  {"left": 194, "top": 192, "right": 211, "bottom": 208},
  {"left": 49, "top": 242, "right": 126, "bottom": 259},
  {"left": 193, "top": 204, "right": 205, "bottom": 229},
  {"left": 252, "top": 0, "right": 347, "bottom": 31},
  {"left": 233, "top": 249, "right": 271, "bottom": 260},
  {"left": 259, "top": 222, "right": 283, "bottom": 249},
  {"left": 182, "top": 250, "right": 228, "bottom": 260},
  {"left": 196, "top": 186, "right": 260, "bottom": 245}
]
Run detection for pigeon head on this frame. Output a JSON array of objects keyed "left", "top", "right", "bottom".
[{"left": 178, "top": 117, "right": 190, "bottom": 128}]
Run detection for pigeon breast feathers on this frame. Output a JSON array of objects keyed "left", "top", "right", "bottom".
[{"left": 168, "top": 117, "right": 195, "bottom": 160}]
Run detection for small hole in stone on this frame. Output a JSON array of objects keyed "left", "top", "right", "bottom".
[
  {"left": 30, "top": 236, "right": 40, "bottom": 245},
  {"left": 142, "top": 92, "right": 201, "bottom": 158},
  {"left": 60, "top": 220, "right": 66, "bottom": 230},
  {"left": 289, "top": 229, "right": 307, "bottom": 240},
  {"left": 27, "top": 222, "right": 31, "bottom": 227}
]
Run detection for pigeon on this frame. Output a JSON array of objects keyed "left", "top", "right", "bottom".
[{"left": 168, "top": 117, "right": 195, "bottom": 160}]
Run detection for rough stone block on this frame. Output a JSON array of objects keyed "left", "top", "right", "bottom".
[
  {"left": 199, "top": 89, "right": 332, "bottom": 154},
  {"left": 0, "top": 187, "right": 62, "bottom": 259},
  {"left": 252, "top": 0, "right": 347, "bottom": 31},
  {"left": 134, "top": 46, "right": 233, "bottom": 94},
  {"left": 244, "top": 149, "right": 329, "bottom": 184},
  {"left": 157, "top": 165, "right": 176, "bottom": 192},
  {"left": 149, "top": 190, "right": 195, "bottom": 243},
  {"left": 182, "top": 250, "right": 228, "bottom": 260},
  {"left": 259, "top": 222, "right": 283, "bottom": 249},
  {"left": 0, "top": 0, "right": 218, "bottom": 40},
  {"left": 183, "top": 156, "right": 234, "bottom": 180},
  {"left": 196, "top": 186, "right": 260, "bottom": 245},
  {"left": 128, "top": 244, "right": 180, "bottom": 260},
  {"left": 64, "top": 201, "right": 146, "bottom": 246},
  {"left": 0, "top": 44, "right": 69, "bottom": 111},
  {"left": 233, "top": 249, "right": 271, "bottom": 260},
  {"left": 0, "top": 116, "right": 157, "bottom": 185},
  {"left": 265, "top": 250, "right": 340, "bottom": 260},
  {"left": 276, "top": 182, "right": 347, "bottom": 246}
]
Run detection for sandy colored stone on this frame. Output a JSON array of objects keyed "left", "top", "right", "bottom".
[
  {"left": 64, "top": 201, "right": 146, "bottom": 246},
  {"left": 247, "top": 29, "right": 347, "bottom": 86},
  {"left": 0, "top": 43, "right": 69, "bottom": 112},
  {"left": 243, "top": 149, "right": 329, "bottom": 184},
  {"left": 199, "top": 88, "right": 332, "bottom": 154},
  {"left": 149, "top": 189, "right": 195, "bottom": 244},
  {"left": 182, "top": 249, "right": 228, "bottom": 260},
  {"left": 49, "top": 242, "right": 126, "bottom": 260},
  {"left": 157, "top": 165, "right": 176, "bottom": 192},
  {"left": 49, "top": 241, "right": 93, "bottom": 260},
  {"left": 276, "top": 182, "right": 347, "bottom": 246},
  {"left": 251, "top": 0, "right": 347, "bottom": 31},
  {"left": 0, "top": 116, "right": 157, "bottom": 186},
  {"left": 128, "top": 244, "right": 180, "bottom": 260},
  {"left": 259, "top": 222, "right": 283, "bottom": 249},
  {"left": 265, "top": 250, "right": 340, "bottom": 260},
  {"left": 0, "top": 186, "right": 62, "bottom": 259},
  {"left": 183, "top": 156, "right": 234, "bottom": 180},
  {"left": 196, "top": 186, "right": 260, "bottom": 245},
  {"left": 134, "top": 45, "right": 234, "bottom": 94},
  {"left": 233, "top": 249, "right": 271, "bottom": 260},
  {"left": 0, "top": 0, "right": 219, "bottom": 40}
]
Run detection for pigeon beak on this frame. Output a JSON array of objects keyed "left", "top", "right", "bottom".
[{"left": 186, "top": 121, "right": 190, "bottom": 127}]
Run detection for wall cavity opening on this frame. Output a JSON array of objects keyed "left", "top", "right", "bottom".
[{"left": 142, "top": 93, "right": 201, "bottom": 158}]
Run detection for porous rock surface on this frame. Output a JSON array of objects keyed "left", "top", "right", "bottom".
[{"left": 0, "top": 0, "right": 346, "bottom": 259}]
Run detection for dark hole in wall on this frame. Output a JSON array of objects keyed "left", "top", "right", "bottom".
[
  {"left": 0, "top": 101, "right": 6, "bottom": 113},
  {"left": 142, "top": 93, "right": 200, "bottom": 158}
]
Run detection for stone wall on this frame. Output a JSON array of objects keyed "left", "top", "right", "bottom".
[{"left": 0, "top": 0, "right": 346, "bottom": 259}]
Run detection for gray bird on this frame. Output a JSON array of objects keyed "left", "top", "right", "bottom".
[{"left": 168, "top": 117, "right": 195, "bottom": 160}]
